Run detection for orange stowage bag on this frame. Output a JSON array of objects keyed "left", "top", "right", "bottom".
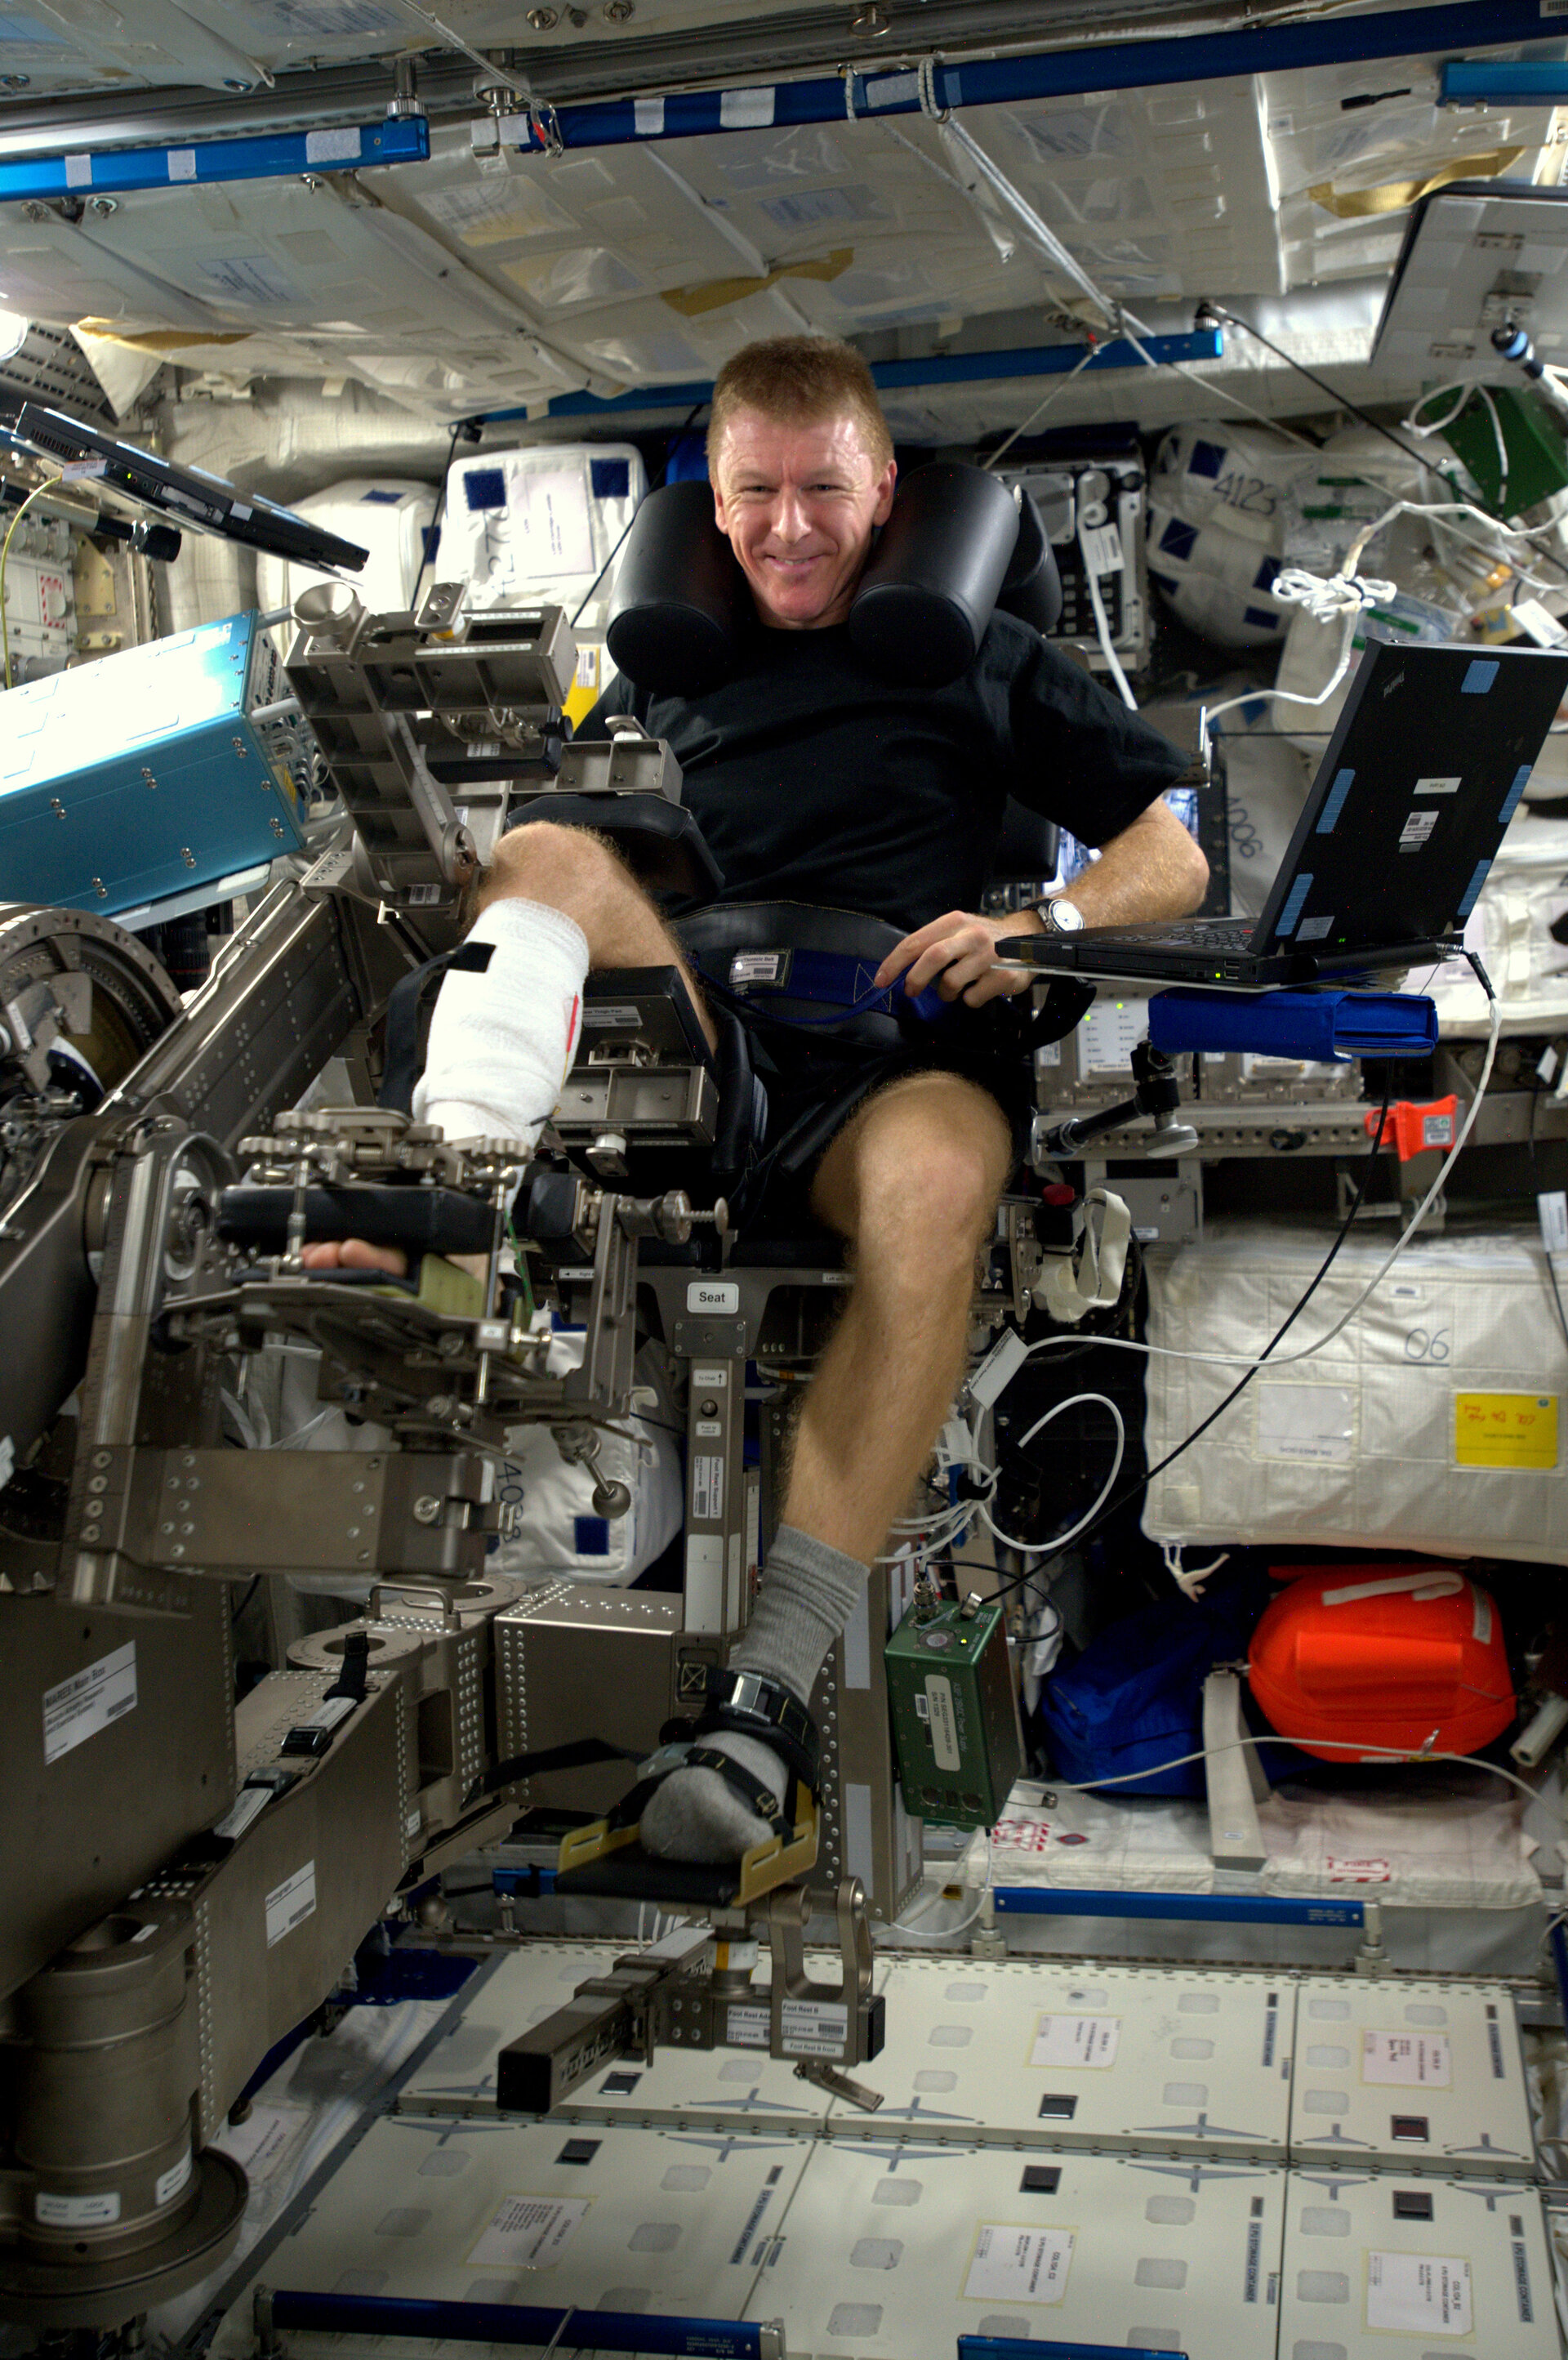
[{"left": 1248, "top": 1564, "right": 1516, "bottom": 1762}]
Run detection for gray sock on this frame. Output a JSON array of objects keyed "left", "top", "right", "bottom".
[{"left": 639, "top": 1525, "right": 868, "bottom": 1864}]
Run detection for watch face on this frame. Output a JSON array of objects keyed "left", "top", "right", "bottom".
[{"left": 1049, "top": 898, "right": 1086, "bottom": 934}]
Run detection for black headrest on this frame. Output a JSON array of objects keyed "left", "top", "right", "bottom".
[{"left": 604, "top": 464, "right": 1060, "bottom": 695}]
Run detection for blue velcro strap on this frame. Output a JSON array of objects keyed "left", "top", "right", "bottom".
[
  {"left": 1148, "top": 988, "right": 1438, "bottom": 1064},
  {"left": 719, "top": 944, "right": 953, "bottom": 1029}
]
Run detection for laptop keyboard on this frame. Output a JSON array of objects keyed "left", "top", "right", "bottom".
[{"left": 1088, "top": 917, "right": 1256, "bottom": 950}]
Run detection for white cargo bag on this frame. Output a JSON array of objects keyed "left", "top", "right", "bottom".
[{"left": 1144, "top": 1220, "right": 1568, "bottom": 1564}]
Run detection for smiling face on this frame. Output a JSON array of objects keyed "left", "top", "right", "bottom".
[{"left": 710, "top": 404, "right": 897, "bottom": 630}]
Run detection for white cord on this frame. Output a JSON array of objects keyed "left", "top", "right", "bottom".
[
  {"left": 1025, "top": 986, "right": 1502, "bottom": 1379},
  {"left": 984, "top": 343, "right": 1101, "bottom": 473},
  {"left": 1162, "top": 1541, "right": 1231, "bottom": 1598},
  {"left": 977, "top": 1393, "right": 1125, "bottom": 1557},
  {"left": 1077, "top": 517, "right": 1138, "bottom": 712},
  {"left": 1117, "top": 309, "right": 1323, "bottom": 453},
  {"left": 891, "top": 1852, "right": 995, "bottom": 1942},
  {"left": 1030, "top": 1728, "right": 1548, "bottom": 1813}
]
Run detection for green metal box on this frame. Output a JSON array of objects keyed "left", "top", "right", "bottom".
[{"left": 884, "top": 1595, "right": 1024, "bottom": 1830}]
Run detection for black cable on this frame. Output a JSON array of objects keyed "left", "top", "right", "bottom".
[
  {"left": 570, "top": 398, "right": 707, "bottom": 629},
  {"left": 987, "top": 1085, "right": 1394, "bottom": 1603},
  {"left": 410, "top": 417, "right": 470, "bottom": 610},
  {"left": 1199, "top": 298, "right": 1568, "bottom": 591},
  {"left": 231, "top": 1574, "right": 261, "bottom": 1624}
]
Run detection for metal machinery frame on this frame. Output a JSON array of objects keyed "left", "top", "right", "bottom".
[{"left": 0, "top": 585, "right": 902, "bottom": 2335}]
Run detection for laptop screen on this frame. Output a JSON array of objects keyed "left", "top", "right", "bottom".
[{"left": 1254, "top": 640, "right": 1568, "bottom": 953}]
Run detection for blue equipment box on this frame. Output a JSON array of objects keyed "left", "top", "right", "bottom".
[
  {"left": 0, "top": 612, "right": 307, "bottom": 919},
  {"left": 1148, "top": 986, "right": 1439, "bottom": 1064}
]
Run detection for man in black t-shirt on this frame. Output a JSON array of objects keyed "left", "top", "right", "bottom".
[{"left": 309, "top": 337, "right": 1205, "bottom": 1867}]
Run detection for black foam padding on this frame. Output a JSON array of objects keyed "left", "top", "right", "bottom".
[
  {"left": 849, "top": 461, "right": 1020, "bottom": 685},
  {"left": 216, "top": 1184, "right": 495, "bottom": 1254},
  {"left": 996, "top": 488, "right": 1062, "bottom": 636},
  {"left": 605, "top": 480, "right": 750, "bottom": 694}
]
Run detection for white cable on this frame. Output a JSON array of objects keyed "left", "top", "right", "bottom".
[
  {"left": 1402, "top": 381, "right": 1476, "bottom": 439},
  {"left": 983, "top": 344, "right": 1101, "bottom": 472},
  {"left": 1026, "top": 985, "right": 1502, "bottom": 1379},
  {"left": 1205, "top": 608, "right": 1360, "bottom": 729},
  {"left": 977, "top": 1393, "right": 1125, "bottom": 1556},
  {"left": 890, "top": 1853, "right": 995, "bottom": 1942},
  {"left": 1031, "top": 1727, "right": 1548, "bottom": 1813},
  {"left": 1117, "top": 310, "right": 1322, "bottom": 453},
  {"left": 1077, "top": 517, "right": 1138, "bottom": 712}
]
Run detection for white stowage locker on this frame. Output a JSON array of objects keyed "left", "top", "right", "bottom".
[
  {"left": 253, "top": 479, "right": 437, "bottom": 621},
  {"left": 1289, "top": 1979, "right": 1533, "bottom": 2177},
  {"left": 1278, "top": 2170, "right": 1557, "bottom": 2359},
  {"left": 1144, "top": 1221, "right": 1568, "bottom": 1563},
  {"left": 826, "top": 1960, "right": 1291, "bottom": 2161},
  {"left": 443, "top": 443, "right": 647, "bottom": 631}
]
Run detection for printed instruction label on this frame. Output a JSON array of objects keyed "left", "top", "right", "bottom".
[
  {"left": 1414, "top": 775, "right": 1462, "bottom": 794},
  {"left": 691, "top": 1452, "right": 724, "bottom": 1522},
  {"left": 1399, "top": 808, "right": 1440, "bottom": 851},
  {"left": 924, "top": 1675, "right": 961, "bottom": 1772},
  {"left": 1080, "top": 520, "right": 1123, "bottom": 578},
  {"left": 264, "top": 1861, "right": 317, "bottom": 1950},
  {"left": 779, "top": 1998, "right": 849, "bottom": 2056},
  {"left": 964, "top": 2224, "right": 1075, "bottom": 2305},
  {"left": 1454, "top": 1391, "right": 1559, "bottom": 1470},
  {"left": 725, "top": 2002, "right": 770, "bottom": 2048},
  {"left": 43, "top": 1642, "right": 137, "bottom": 1765},
  {"left": 155, "top": 2149, "right": 193, "bottom": 2206},
  {"left": 1539, "top": 1189, "right": 1568, "bottom": 1255},
  {"left": 470, "top": 2195, "right": 589, "bottom": 2270},
  {"left": 1362, "top": 2030, "right": 1452, "bottom": 2086},
  {"left": 692, "top": 1366, "right": 728, "bottom": 1389},
  {"left": 1030, "top": 2014, "right": 1120, "bottom": 2070},
  {"left": 1366, "top": 2250, "right": 1472, "bottom": 2337},
  {"left": 37, "top": 2189, "right": 120, "bottom": 2225}
]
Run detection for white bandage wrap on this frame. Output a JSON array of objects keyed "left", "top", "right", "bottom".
[{"left": 412, "top": 898, "right": 589, "bottom": 1152}]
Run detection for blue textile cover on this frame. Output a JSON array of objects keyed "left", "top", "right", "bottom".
[{"left": 1148, "top": 987, "right": 1438, "bottom": 1064}]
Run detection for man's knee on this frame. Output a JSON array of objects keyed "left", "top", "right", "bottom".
[
  {"left": 478, "top": 817, "right": 624, "bottom": 913},
  {"left": 835, "top": 1079, "right": 1013, "bottom": 1260}
]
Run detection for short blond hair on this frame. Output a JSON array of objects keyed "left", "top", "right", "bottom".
[{"left": 706, "top": 335, "right": 893, "bottom": 475}]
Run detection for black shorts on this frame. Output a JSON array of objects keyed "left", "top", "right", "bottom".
[{"left": 733, "top": 1007, "right": 1034, "bottom": 1229}]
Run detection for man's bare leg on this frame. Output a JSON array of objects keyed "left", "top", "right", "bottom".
[
  {"left": 640, "top": 1070, "right": 1013, "bottom": 1862},
  {"left": 472, "top": 820, "right": 716, "bottom": 1048}
]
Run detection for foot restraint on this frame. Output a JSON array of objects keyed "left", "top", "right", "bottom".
[{"left": 555, "top": 1668, "right": 822, "bottom": 1907}]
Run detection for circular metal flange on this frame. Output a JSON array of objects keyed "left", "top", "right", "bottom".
[
  {"left": 0, "top": 903, "right": 182, "bottom": 1096},
  {"left": 0, "top": 2150, "right": 247, "bottom": 2331}
]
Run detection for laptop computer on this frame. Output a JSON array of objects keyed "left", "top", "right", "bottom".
[
  {"left": 1000, "top": 640, "right": 1568, "bottom": 988},
  {"left": 12, "top": 403, "right": 370, "bottom": 574}
]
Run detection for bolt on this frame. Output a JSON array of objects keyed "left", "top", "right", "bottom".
[
  {"left": 528, "top": 4, "right": 558, "bottom": 20},
  {"left": 412, "top": 1495, "right": 443, "bottom": 1525},
  {"left": 93, "top": 1452, "right": 110, "bottom": 1470},
  {"left": 604, "top": 0, "right": 634, "bottom": 16},
  {"left": 90, "top": 194, "right": 118, "bottom": 216},
  {"left": 0, "top": 73, "right": 32, "bottom": 88}
]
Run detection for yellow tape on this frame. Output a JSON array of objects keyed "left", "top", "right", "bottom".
[{"left": 1454, "top": 1391, "right": 1559, "bottom": 1470}]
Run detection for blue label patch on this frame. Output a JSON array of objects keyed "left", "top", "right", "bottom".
[
  {"left": 461, "top": 466, "right": 506, "bottom": 512},
  {"left": 1158, "top": 515, "right": 1198, "bottom": 561},
  {"left": 1316, "top": 769, "right": 1355, "bottom": 832},
  {"left": 1243, "top": 606, "right": 1281, "bottom": 631},
  {"left": 590, "top": 456, "right": 630, "bottom": 500},
  {"left": 1500, "top": 763, "right": 1533, "bottom": 826},
  {"left": 1253, "top": 554, "right": 1281, "bottom": 591},
  {"left": 573, "top": 1515, "right": 611, "bottom": 1557},
  {"left": 1187, "top": 438, "right": 1224, "bottom": 480},
  {"left": 1277, "top": 873, "right": 1315, "bottom": 935},
  {"left": 359, "top": 488, "right": 401, "bottom": 504},
  {"left": 1456, "top": 859, "right": 1491, "bottom": 921},
  {"left": 1462, "top": 658, "right": 1499, "bottom": 694}
]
